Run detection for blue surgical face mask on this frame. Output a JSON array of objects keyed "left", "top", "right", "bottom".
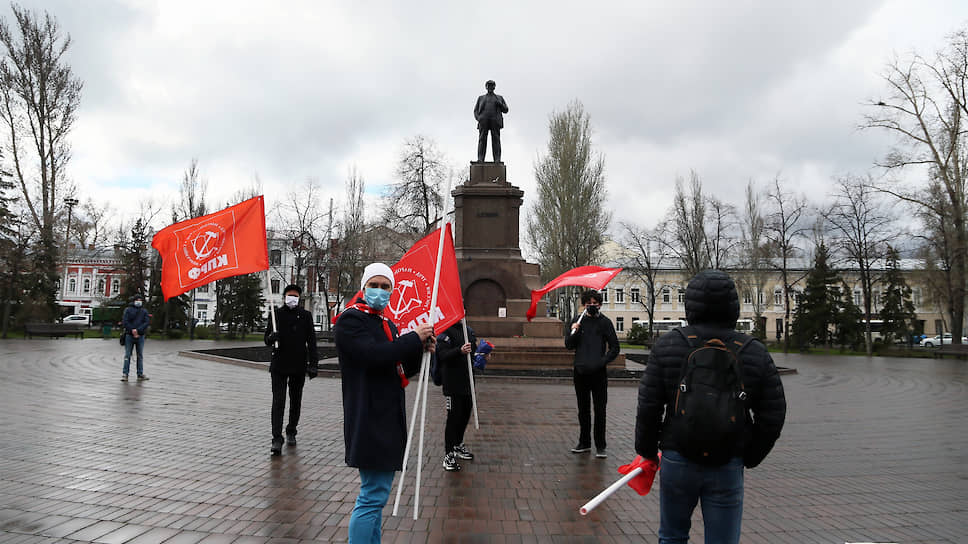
[
  {"left": 134, "top": 300, "right": 143, "bottom": 308},
  {"left": 364, "top": 287, "right": 391, "bottom": 310}
]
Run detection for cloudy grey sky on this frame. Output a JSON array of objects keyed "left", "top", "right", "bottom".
[{"left": 5, "top": 0, "right": 967, "bottom": 247}]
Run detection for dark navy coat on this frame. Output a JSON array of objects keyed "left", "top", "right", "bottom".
[{"left": 335, "top": 308, "right": 423, "bottom": 471}]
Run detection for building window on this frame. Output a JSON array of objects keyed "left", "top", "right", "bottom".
[
  {"left": 600, "top": 288, "right": 608, "bottom": 303},
  {"left": 662, "top": 287, "right": 670, "bottom": 303},
  {"left": 270, "top": 249, "right": 282, "bottom": 265},
  {"left": 68, "top": 278, "right": 76, "bottom": 293},
  {"left": 743, "top": 290, "right": 752, "bottom": 304},
  {"left": 678, "top": 288, "right": 685, "bottom": 303},
  {"left": 615, "top": 288, "right": 624, "bottom": 303},
  {"left": 197, "top": 284, "right": 209, "bottom": 293},
  {"left": 97, "top": 278, "right": 105, "bottom": 294},
  {"left": 853, "top": 289, "right": 862, "bottom": 306},
  {"left": 271, "top": 279, "right": 280, "bottom": 294},
  {"left": 82, "top": 278, "right": 91, "bottom": 294},
  {"left": 616, "top": 317, "right": 624, "bottom": 332},
  {"left": 774, "top": 289, "right": 782, "bottom": 306},
  {"left": 756, "top": 290, "right": 764, "bottom": 305},
  {"left": 111, "top": 279, "right": 120, "bottom": 294},
  {"left": 913, "top": 287, "right": 922, "bottom": 307},
  {"left": 631, "top": 288, "right": 640, "bottom": 303}
]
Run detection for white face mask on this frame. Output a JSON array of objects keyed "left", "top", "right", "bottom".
[
  {"left": 285, "top": 295, "right": 299, "bottom": 308},
  {"left": 134, "top": 300, "right": 143, "bottom": 307}
]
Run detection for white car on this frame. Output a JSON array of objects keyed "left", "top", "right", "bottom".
[
  {"left": 919, "top": 334, "right": 968, "bottom": 347},
  {"left": 62, "top": 314, "right": 90, "bottom": 326}
]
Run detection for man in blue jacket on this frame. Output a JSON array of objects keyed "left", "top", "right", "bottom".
[
  {"left": 335, "top": 263, "right": 436, "bottom": 543},
  {"left": 566, "top": 289, "right": 620, "bottom": 459},
  {"left": 120, "top": 293, "right": 150, "bottom": 382}
]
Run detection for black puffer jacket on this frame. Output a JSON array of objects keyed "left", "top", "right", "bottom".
[
  {"left": 634, "top": 270, "right": 786, "bottom": 468},
  {"left": 437, "top": 323, "right": 477, "bottom": 396}
]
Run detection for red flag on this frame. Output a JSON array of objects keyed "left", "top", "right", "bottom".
[
  {"left": 335, "top": 225, "right": 465, "bottom": 333},
  {"left": 526, "top": 266, "right": 623, "bottom": 321},
  {"left": 151, "top": 196, "right": 268, "bottom": 301},
  {"left": 388, "top": 224, "right": 464, "bottom": 334}
]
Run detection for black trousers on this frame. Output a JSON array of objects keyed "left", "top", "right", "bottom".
[
  {"left": 573, "top": 368, "right": 608, "bottom": 449},
  {"left": 477, "top": 119, "right": 502, "bottom": 162},
  {"left": 444, "top": 394, "right": 473, "bottom": 453},
  {"left": 271, "top": 371, "right": 306, "bottom": 441}
]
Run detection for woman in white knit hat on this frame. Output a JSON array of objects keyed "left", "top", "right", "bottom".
[{"left": 335, "top": 263, "right": 435, "bottom": 543}]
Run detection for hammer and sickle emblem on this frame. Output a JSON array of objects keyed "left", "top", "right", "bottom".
[{"left": 191, "top": 231, "right": 220, "bottom": 260}]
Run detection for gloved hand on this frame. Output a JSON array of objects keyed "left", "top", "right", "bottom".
[
  {"left": 307, "top": 362, "right": 318, "bottom": 380},
  {"left": 617, "top": 454, "right": 661, "bottom": 496},
  {"left": 266, "top": 332, "right": 280, "bottom": 345}
]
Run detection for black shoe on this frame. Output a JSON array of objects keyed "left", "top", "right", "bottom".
[
  {"left": 453, "top": 443, "right": 474, "bottom": 460},
  {"left": 595, "top": 448, "right": 608, "bottom": 459},
  {"left": 286, "top": 434, "right": 296, "bottom": 447},
  {"left": 571, "top": 444, "right": 592, "bottom": 454},
  {"left": 270, "top": 439, "right": 283, "bottom": 456},
  {"left": 442, "top": 452, "right": 461, "bottom": 472}
]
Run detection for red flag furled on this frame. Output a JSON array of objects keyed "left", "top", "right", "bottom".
[
  {"left": 526, "top": 265, "right": 623, "bottom": 321},
  {"left": 336, "top": 224, "right": 465, "bottom": 333},
  {"left": 151, "top": 196, "right": 268, "bottom": 300}
]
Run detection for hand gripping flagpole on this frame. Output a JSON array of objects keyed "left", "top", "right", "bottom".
[
  {"left": 459, "top": 317, "right": 480, "bottom": 429},
  {"left": 570, "top": 308, "right": 588, "bottom": 335},
  {"left": 393, "top": 180, "right": 451, "bottom": 519}
]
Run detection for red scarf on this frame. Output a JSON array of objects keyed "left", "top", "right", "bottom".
[{"left": 346, "top": 301, "right": 409, "bottom": 388}]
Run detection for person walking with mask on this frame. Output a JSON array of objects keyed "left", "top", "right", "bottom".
[
  {"left": 120, "top": 293, "right": 150, "bottom": 382},
  {"left": 265, "top": 284, "right": 319, "bottom": 456},
  {"left": 565, "top": 289, "right": 619, "bottom": 458},
  {"left": 335, "top": 263, "right": 436, "bottom": 543}
]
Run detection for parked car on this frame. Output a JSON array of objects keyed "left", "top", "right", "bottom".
[
  {"left": 62, "top": 314, "right": 91, "bottom": 326},
  {"left": 919, "top": 333, "right": 968, "bottom": 347}
]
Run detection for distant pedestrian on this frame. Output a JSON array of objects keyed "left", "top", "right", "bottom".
[
  {"left": 120, "top": 293, "right": 150, "bottom": 382},
  {"left": 335, "top": 263, "right": 436, "bottom": 543},
  {"left": 264, "top": 284, "right": 319, "bottom": 456},
  {"left": 566, "top": 289, "right": 620, "bottom": 459},
  {"left": 634, "top": 270, "right": 786, "bottom": 544},
  {"left": 436, "top": 322, "right": 477, "bottom": 472}
]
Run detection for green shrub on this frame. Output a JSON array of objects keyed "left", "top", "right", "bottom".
[
  {"left": 625, "top": 323, "right": 650, "bottom": 345},
  {"left": 166, "top": 330, "right": 184, "bottom": 339}
]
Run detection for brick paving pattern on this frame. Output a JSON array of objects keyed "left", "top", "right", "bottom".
[{"left": 0, "top": 338, "right": 965, "bottom": 543}]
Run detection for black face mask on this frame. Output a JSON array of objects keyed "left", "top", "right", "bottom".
[{"left": 585, "top": 305, "right": 599, "bottom": 316}]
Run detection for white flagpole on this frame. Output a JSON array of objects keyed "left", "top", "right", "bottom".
[
  {"left": 570, "top": 308, "right": 587, "bottom": 335},
  {"left": 265, "top": 271, "right": 278, "bottom": 348},
  {"left": 580, "top": 467, "right": 643, "bottom": 515},
  {"left": 392, "top": 350, "right": 427, "bottom": 516},
  {"left": 392, "top": 179, "right": 451, "bottom": 519},
  {"left": 460, "top": 317, "right": 479, "bottom": 429}
]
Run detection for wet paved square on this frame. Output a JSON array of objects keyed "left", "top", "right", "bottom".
[{"left": 0, "top": 338, "right": 965, "bottom": 542}]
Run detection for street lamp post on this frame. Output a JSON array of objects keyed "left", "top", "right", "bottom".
[{"left": 62, "top": 197, "right": 79, "bottom": 308}]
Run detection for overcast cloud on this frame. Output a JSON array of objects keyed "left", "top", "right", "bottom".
[{"left": 4, "top": 0, "right": 967, "bottom": 251}]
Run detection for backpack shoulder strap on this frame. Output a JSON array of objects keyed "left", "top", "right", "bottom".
[{"left": 675, "top": 325, "right": 701, "bottom": 348}]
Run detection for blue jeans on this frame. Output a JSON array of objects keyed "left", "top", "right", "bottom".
[
  {"left": 123, "top": 334, "right": 145, "bottom": 376},
  {"left": 348, "top": 469, "right": 395, "bottom": 543},
  {"left": 659, "top": 450, "right": 744, "bottom": 544}
]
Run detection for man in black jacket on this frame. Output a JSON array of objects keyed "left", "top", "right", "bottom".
[
  {"left": 565, "top": 289, "right": 620, "bottom": 459},
  {"left": 265, "top": 284, "right": 318, "bottom": 456},
  {"left": 634, "top": 270, "right": 786, "bottom": 544},
  {"left": 436, "top": 322, "right": 477, "bottom": 472},
  {"left": 120, "top": 293, "right": 151, "bottom": 382}
]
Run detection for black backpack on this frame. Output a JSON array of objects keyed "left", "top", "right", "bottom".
[{"left": 666, "top": 326, "right": 756, "bottom": 465}]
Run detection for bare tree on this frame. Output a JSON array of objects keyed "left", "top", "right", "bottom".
[
  {"left": 73, "top": 198, "right": 114, "bottom": 251},
  {"left": 705, "top": 195, "right": 738, "bottom": 270},
  {"left": 862, "top": 27, "right": 968, "bottom": 342},
  {"left": 621, "top": 221, "right": 672, "bottom": 339},
  {"left": 172, "top": 158, "right": 207, "bottom": 222},
  {"left": 526, "top": 100, "right": 610, "bottom": 322},
  {"left": 736, "top": 180, "right": 770, "bottom": 337},
  {"left": 764, "top": 175, "right": 810, "bottom": 351},
  {"left": 0, "top": 5, "right": 82, "bottom": 318},
  {"left": 383, "top": 135, "right": 448, "bottom": 236},
  {"left": 823, "top": 174, "right": 899, "bottom": 355}
]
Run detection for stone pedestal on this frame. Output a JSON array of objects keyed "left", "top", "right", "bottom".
[{"left": 454, "top": 161, "right": 624, "bottom": 369}]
